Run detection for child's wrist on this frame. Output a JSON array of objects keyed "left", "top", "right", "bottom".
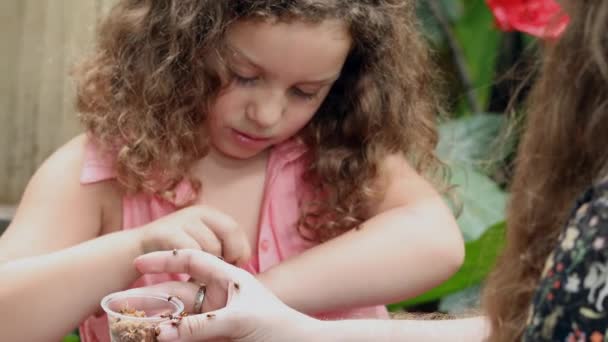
[
  {"left": 134, "top": 223, "right": 157, "bottom": 255},
  {"left": 128, "top": 227, "right": 149, "bottom": 262}
]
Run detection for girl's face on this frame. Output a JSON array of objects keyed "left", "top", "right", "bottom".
[{"left": 206, "top": 19, "right": 352, "bottom": 160}]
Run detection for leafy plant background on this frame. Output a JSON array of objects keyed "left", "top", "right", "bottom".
[
  {"left": 60, "top": 0, "right": 538, "bottom": 340},
  {"left": 386, "top": 0, "right": 536, "bottom": 315}
]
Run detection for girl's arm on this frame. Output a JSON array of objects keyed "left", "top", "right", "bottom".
[
  {"left": 310, "top": 316, "right": 489, "bottom": 342},
  {"left": 0, "top": 230, "right": 144, "bottom": 341},
  {"left": 0, "top": 135, "right": 143, "bottom": 341},
  {"left": 257, "top": 154, "right": 465, "bottom": 314}
]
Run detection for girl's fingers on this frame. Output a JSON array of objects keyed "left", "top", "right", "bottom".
[
  {"left": 169, "top": 233, "right": 201, "bottom": 251},
  {"left": 200, "top": 216, "right": 251, "bottom": 266},
  {"left": 190, "top": 205, "right": 239, "bottom": 234},
  {"left": 192, "top": 205, "right": 251, "bottom": 265},
  {"left": 185, "top": 222, "right": 223, "bottom": 257}
]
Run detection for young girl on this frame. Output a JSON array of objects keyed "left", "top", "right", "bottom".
[
  {"left": 0, "top": 1, "right": 464, "bottom": 341},
  {"left": 131, "top": 1, "right": 608, "bottom": 341}
]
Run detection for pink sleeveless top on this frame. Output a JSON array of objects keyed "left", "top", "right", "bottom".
[{"left": 78, "top": 138, "right": 389, "bottom": 342}]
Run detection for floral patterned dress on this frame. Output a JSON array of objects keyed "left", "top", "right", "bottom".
[{"left": 523, "top": 180, "right": 608, "bottom": 342}]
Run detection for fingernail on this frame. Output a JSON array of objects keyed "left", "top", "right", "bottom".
[{"left": 156, "top": 324, "right": 179, "bottom": 341}]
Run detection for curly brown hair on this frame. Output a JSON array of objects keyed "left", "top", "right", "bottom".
[
  {"left": 482, "top": 1, "right": 608, "bottom": 340},
  {"left": 74, "top": 0, "right": 442, "bottom": 242}
]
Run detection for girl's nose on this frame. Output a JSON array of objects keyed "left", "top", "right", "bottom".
[{"left": 246, "top": 91, "right": 286, "bottom": 128}]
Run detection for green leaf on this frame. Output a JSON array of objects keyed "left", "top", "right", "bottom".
[
  {"left": 388, "top": 221, "right": 506, "bottom": 310},
  {"left": 440, "top": 0, "right": 464, "bottom": 22},
  {"left": 453, "top": 0, "right": 502, "bottom": 109},
  {"left": 416, "top": 1, "right": 464, "bottom": 50},
  {"left": 438, "top": 284, "right": 482, "bottom": 314},
  {"left": 437, "top": 114, "right": 505, "bottom": 168},
  {"left": 437, "top": 114, "right": 508, "bottom": 241},
  {"left": 416, "top": 2, "right": 444, "bottom": 45},
  {"left": 62, "top": 334, "right": 80, "bottom": 342},
  {"left": 449, "top": 164, "right": 507, "bottom": 241}
]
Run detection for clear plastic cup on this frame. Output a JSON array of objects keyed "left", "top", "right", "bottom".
[{"left": 101, "top": 292, "right": 184, "bottom": 342}]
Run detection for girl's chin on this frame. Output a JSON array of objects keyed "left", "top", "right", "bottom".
[
  {"left": 207, "top": 129, "right": 273, "bottom": 160},
  {"left": 212, "top": 143, "right": 268, "bottom": 161}
]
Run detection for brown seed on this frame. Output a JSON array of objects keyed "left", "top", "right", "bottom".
[
  {"left": 179, "top": 311, "right": 189, "bottom": 317},
  {"left": 167, "top": 295, "right": 182, "bottom": 302},
  {"left": 172, "top": 249, "right": 178, "bottom": 256},
  {"left": 217, "top": 255, "right": 224, "bottom": 261},
  {"left": 170, "top": 316, "right": 183, "bottom": 327},
  {"left": 234, "top": 282, "right": 240, "bottom": 291},
  {"left": 206, "top": 313, "right": 216, "bottom": 319}
]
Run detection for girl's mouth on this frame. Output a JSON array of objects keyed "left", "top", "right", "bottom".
[{"left": 231, "top": 129, "right": 272, "bottom": 148}]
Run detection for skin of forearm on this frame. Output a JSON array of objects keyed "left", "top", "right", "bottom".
[
  {"left": 0, "top": 229, "right": 143, "bottom": 341},
  {"left": 257, "top": 205, "right": 463, "bottom": 315},
  {"left": 307, "top": 316, "right": 489, "bottom": 342}
]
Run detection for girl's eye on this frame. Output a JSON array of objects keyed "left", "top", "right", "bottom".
[
  {"left": 291, "top": 88, "right": 318, "bottom": 101},
  {"left": 231, "top": 68, "right": 318, "bottom": 100},
  {"left": 232, "top": 72, "right": 259, "bottom": 86}
]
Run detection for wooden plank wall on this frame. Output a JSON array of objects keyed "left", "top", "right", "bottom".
[{"left": 0, "top": 0, "right": 117, "bottom": 204}]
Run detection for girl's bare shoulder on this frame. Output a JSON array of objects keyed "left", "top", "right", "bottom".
[
  {"left": 43, "top": 133, "right": 123, "bottom": 203},
  {"left": 0, "top": 134, "right": 123, "bottom": 260}
]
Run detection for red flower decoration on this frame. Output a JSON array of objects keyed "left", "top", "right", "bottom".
[{"left": 486, "top": 0, "right": 570, "bottom": 39}]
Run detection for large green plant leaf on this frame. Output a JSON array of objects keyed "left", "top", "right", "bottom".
[
  {"left": 437, "top": 113, "right": 505, "bottom": 168},
  {"left": 416, "top": 2, "right": 443, "bottom": 44},
  {"left": 449, "top": 163, "right": 507, "bottom": 241},
  {"left": 388, "top": 221, "right": 506, "bottom": 310},
  {"left": 62, "top": 334, "right": 80, "bottom": 342},
  {"left": 453, "top": 0, "right": 502, "bottom": 109},
  {"left": 440, "top": 0, "right": 464, "bottom": 22},
  {"left": 437, "top": 114, "right": 508, "bottom": 241},
  {"left": 416, "top": 0, "right": 464, "bottom": 47}
]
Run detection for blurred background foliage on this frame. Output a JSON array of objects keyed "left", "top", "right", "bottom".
[{"left": 386, "top": 0, "right": 539, "bottom": 315}]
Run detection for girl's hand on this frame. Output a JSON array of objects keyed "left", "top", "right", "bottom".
[
  {"left": 138, "top": 205, "right": 251, "bottom": 266},
  {"left": 133, "top": 249, "right": 318, "bottom": 342}
]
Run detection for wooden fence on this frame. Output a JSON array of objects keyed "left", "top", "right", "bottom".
[{"left": 0, "top": 0, "right": 116, "bottom": 204}]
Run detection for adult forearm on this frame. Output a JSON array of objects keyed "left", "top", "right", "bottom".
[
  {"left": 308, "top": 316, "right": 489, "bottom": 342},
  {"left": 0, "top": 229, "right": 143, "bottom": 341}
]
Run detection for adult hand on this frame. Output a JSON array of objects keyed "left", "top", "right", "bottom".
[{"left": 133, "top": 249, "right": 318, "bottom": 342}]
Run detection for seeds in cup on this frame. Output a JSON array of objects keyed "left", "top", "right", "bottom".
[{"left": 101, "top": 292, "right": 184, "bottom": 342}]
